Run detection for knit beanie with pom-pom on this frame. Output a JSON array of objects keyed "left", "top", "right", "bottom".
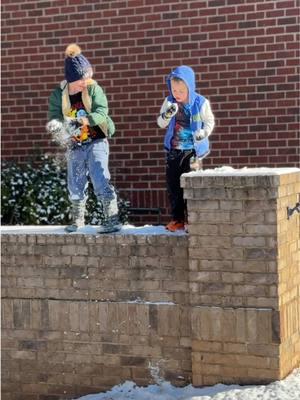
[{"left": 64, "top": 44, "right": 93, "bottom": 83}]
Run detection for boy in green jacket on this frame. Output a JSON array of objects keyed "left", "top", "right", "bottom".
[{"left": 47, "top": 44, "right": 121, "bottom": 233}]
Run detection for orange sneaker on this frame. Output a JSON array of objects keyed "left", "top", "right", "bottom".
[{"left": 165, "top": 220, "right": 185, "bottom": 232}]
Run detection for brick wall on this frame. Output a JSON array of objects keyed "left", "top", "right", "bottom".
[
  {"left": 2, "top": 233, "right": 190, "bottom": 399},
  {"left": 1, "top": 0, "right": 299, "bottom": 217},
  {"left": 1, "top": 233, "right": 189, "bottom": 304},
  {"left": 276, "top": 173, "right": 300, "bottom": 377},
  {"left": 182, "top": 168, "right": 300, "bottom": 385},
  {"left": 2, "top": 168, "right": 300, "bottom": 399}
]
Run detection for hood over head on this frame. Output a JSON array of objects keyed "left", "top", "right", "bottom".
[{"left": 166, "top": 65, "right": 196, "bottom": 105}]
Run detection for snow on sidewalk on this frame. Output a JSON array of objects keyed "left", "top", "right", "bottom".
[{"left": 75, "top": 368, "right": 300, "bottom": 400}]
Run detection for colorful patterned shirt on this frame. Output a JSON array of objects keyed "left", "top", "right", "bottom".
[
  {"left": 69, "top": 92, "right": 106, "bottom": 143},
  {"left": 171, "top": 103, "right": 194, "bottom": 150}
]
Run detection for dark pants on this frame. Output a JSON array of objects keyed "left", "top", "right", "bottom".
[{"left": 166, "top": 149, "right": 194, "bottom": 222}]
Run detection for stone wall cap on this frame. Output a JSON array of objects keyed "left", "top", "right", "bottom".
[
  {"left": 0, "top": 225, "right": 188, "bottom": 237},
  {"left": 183, "top": 166, "right": 300, "bottom": 177}
]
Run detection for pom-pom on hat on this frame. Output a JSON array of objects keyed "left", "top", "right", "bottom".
[{"left": 64, "top": 44, "right": 93, "bottom": 83}]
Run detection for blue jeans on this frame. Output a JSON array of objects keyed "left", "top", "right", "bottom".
[{"left": 67, "top": 139, "right": 117, "bottom": 204}]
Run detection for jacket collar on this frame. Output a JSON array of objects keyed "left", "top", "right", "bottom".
[{"left": 60, "top": 79, "right": 95, "bottom": 116}]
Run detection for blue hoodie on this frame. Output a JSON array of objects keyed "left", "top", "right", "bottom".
[{"left": 164, "top": 66, "right": 210, "bottom": 158}]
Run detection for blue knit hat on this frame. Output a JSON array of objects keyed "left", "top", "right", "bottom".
[{"left": 64, "top": 44, "right": 93, "bottom": 83}]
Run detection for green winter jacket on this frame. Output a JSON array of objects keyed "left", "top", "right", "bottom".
[{"left": 48, "top": 79, "right": 115, "bottom": 137}]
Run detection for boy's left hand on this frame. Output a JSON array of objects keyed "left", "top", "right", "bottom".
[
  {"left": 78, "top": 117, "right": 89, "bottom": 126},
  {"left": 194, "top": 129, "right": 206, "bottom": 140},
  {"left": 190, "top": 156, "right": 203, "bottom": 171},
  {"left": 64, "top": 117, "right": 81, "bottom": 137}
]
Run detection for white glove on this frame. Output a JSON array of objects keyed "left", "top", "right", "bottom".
[
  {"left": 194, "top": 129, "right": 206, "bottom": 140},
  {"left": 189, "top": 156, "right": 203, "bottom": 171},
  {"left": 162, "top": 102, "right": 178, "bottom": 120},
  {"left": 63, "top": 117, "right": 82, "bottom": 138},
  {"left": 46, "top": 119, "right": 63, "bottom": 135},
  {"left": 46, "top": 119, "right": 73, "bottom": 148}
]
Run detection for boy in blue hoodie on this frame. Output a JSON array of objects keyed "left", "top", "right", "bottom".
[{"left": 157, "top": 66, "right": 215, "bottom": 232}]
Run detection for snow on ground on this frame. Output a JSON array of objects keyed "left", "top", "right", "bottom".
[
  {"left": 74, "top": 369, "right": 300, "bottom": 400},
  {"left": 0, "top": 224, "right": 186, "bottom": 236}
]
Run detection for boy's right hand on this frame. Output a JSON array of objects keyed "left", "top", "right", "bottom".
[
  {"left": 46, "top": 119, "right": 72, "bottom": 148},
  {"left": 162, "top": 102, "right": 178, "bottom": 120},
  {"left": 46, "top": 119, "right": 64, "bottom": 135}
]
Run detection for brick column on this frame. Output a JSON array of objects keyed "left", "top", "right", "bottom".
[{"left": 181, "top": 168, "right": 300, "bottom": 386}]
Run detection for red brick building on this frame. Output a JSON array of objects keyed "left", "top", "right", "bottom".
[{"left": 1, "top": 0, "right": 299, "bottom": 221}]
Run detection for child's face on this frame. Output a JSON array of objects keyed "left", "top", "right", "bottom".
[
  {"left": 68, "top": 78, "right": 88, "bottom": 94},
  {"left": 171, "top": 79, "right": 189, "bottom": 104}
]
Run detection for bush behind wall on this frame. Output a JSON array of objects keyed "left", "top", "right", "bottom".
[{"left": 1, "top": 155, "right": 129, "bottom": 226}]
